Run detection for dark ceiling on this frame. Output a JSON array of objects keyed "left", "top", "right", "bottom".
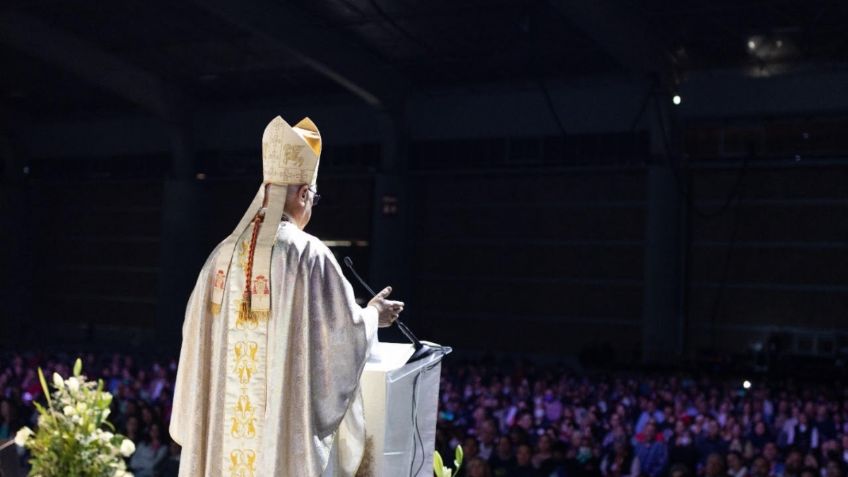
[{"left": 2, "top": 0, "right": 847, "bottom": 115}]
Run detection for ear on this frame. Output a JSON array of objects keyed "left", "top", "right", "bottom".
[{"left": 298, "top": 184, "right": 310, "bottom": 204}]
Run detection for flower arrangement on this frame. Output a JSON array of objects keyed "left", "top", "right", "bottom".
[
  {"left": 14, "top": 358, "right": 136, "bottom": 477},
  {"left": 433, "top": 444, "right": 463, "bottom": 477}
]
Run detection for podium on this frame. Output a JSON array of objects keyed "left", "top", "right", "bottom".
[{"left": 360, "top": 342, "right": 450, "bottom": 477}]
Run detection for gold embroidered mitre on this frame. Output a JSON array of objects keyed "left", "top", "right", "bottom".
[{"left": 262, "top": 116, "right": 322, "bottom": 186}]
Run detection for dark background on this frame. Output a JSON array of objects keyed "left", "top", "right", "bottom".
[{"left": 1, "top": 0, "right": 846, "bottom": 366}]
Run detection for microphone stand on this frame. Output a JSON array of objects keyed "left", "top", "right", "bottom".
[{"left": 343, "top": 257, "right": 437, "bottom": 363}]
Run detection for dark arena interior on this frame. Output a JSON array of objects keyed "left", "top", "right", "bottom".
[{"left": 1, "top": 1, "right": 848, "bottom": 476}]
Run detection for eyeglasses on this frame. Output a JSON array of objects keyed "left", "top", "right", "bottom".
[{"left": 308, "top": 187, "right": 321, "bottom": 206}]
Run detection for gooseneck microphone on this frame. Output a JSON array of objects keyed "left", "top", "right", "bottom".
[{"left": 343, "top": 256, "right": 435, "bottom": 363}]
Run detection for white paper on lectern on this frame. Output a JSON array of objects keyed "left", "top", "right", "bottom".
[{"left": 366, "top": 342, "right": 415, "bottom": 369}]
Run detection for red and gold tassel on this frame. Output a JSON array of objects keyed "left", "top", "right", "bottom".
[{"left": 236, "top": 213, "right": 264, "bottom": 326}]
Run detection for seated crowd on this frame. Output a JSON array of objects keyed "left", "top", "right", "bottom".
[
  {"left": 436, "top": 361, "right": 848, "bottom": 477},
  {"left": 1, "top": 352, "right": 847, "bottom": 477}
]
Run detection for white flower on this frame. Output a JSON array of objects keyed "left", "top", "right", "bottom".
[
  {"left": 114, "top": 471, "right": 133, "bottom": 477},
  {"left": 120, "top": 439, "right": 136, "bottom": 457},
  {"left": 103, "top": 409, "right": 111, "bottom": 420},
  {"left": 13, "top": 427, "right": 33, "bottom": 447},
  {"left": 76, "top": 402, "right": 88, "bottom": 413},
  {"left": 66, "top": 377, "right": 80, "bottom": 392},
  {"left": 101, "top": 431, "right": 114, "bottom": 442},
  {"left": 52, "top": 372, "right": 64, "bottom": 388},
  {"left": 63, "top": 405, "right": 75, "bottom": 416}
]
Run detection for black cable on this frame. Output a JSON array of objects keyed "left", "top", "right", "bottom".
[
  {"left": 409, "top": 368, "right": 422, "bottom": 476},
  {"left": 410, "top": 359, "right": 443, "bottom": 476}
]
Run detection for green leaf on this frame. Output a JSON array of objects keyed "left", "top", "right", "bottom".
[
  {"left": 37, "top": 367, "right": 52, "bottom": 408},
  {"left": 433, "top": 450, "right": 445, "bottom": 477},
  {"left": 453, "top": 444, "right": 464, "bottom": 476},
  {"left": 73, "top": 358, "right": 82, "bottom": 377}
]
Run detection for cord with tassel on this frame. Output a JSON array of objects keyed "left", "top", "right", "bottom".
[{"left": 237, "top": 212, "right": 264, "bottom": 326}]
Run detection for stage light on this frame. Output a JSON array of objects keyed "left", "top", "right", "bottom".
[
  {"left": 743, "top": 380, "right": 752, "bottom": 389},
  {"left": 672, "top": 94, "right": 682, "bottom": 105},
  {"left": 747, "top": 40, "right": 757, "bottom": 50}
]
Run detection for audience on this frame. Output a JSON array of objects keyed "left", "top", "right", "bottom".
[
  {"left": 436, "top": 360, "right": 848, "bottom": 477},
  {"left": 2, "top": 352, "right": 848, "bottom": 477}
]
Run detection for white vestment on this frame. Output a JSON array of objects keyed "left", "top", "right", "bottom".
[{"left": 170, "top": 220, "right": 378, "bottom": 476}]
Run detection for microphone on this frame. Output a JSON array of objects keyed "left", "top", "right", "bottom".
[{"left": 343, "top": 256, "right": 436, "bottom": 363}]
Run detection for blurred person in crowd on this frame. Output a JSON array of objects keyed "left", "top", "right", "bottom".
[
  {"left": 671, "top": 420, "right": 698, "bottom": 471},
  {"left": 698, "top": 420, "right": 729, "bottom": 467},
  {"left": 514, "top": 443, "right": 541, "bottom": 477},
  {"left": 784, "top": 448, "right": 804, "bottom": 477},
  {"left": 815, "top": 406, "right": 836, "bottom": 442},
  {"left": 124, "top": 415, "right": 141, "bottom": 443},
  {"left": 466, "top": 457, "right": 492, "bottom": 477},
  {"left": 601, "top": 439, "right": 640, "bottom": 477},
  {"left": 789, "top": 414, "right": 820, "bottom": 453},
  {"left": 635, "top": 423, "right": 668, "bottom": 477},
  {"left": 748, "top": 422, "right": 772, "bottom": 452},
  {"left": 636, "top": 400, "right": 665, "bottom": 434},
  {"left": 762, "top": 442, "right": 785, "bottom": 476},
  {"left": 727, "top": 451, "right": 748, "bottom": 477},
  {"left": 532, "top": 433, "right": 554, "bottom": 470},
  {"left": 825, "top": 459, "right": 845, "bottom": 477},
  {"left": 129, "top": 422, "right": 168, "bottom": 477},
  {"left": 802, "top": 453, "right": 819, "bottom": 472},
  {"left": 799, "top": 468, "right": 817, "bottom": 477},
  {"left": 478, "top": 418, "right": 497, "bottom": 460},
  {"left": 463, "top": 435, "right": 480, "bottom": 462},
  {"left": 704, "top": 452, "right": 726, "bottom": 477},
  {"left": 749, "top": 456, "right": 770, "bottom": 477},
  {"left": 489, "top": 436, "right": 516, "bottom": 477}
]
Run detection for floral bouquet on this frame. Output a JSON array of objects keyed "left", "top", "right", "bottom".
[{"left": 14, "top": 358, "right": 136, "bottom": 477}]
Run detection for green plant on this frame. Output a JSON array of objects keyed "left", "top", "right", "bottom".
[
  {"left": 433, "top": 444, "right": 463, "bottom": 477},
  {"left": 14, "top": 358, "right": 135, "bottom": 477}
]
